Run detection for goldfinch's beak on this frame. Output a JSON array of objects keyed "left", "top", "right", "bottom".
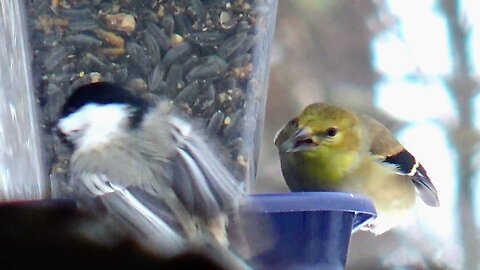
[
  {"left": 294, "top": 127, "right": 311, "bottom": 141},
  {"left": 287, "top": 127, "right": 318, "bottom": 153}
]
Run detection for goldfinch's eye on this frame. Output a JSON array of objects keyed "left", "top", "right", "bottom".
[{"left": 326, "top": 127, "right": 337, "bottom": 137}]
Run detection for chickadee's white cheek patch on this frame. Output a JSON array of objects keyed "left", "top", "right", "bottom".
[
  {"left": 57, "top": 119, "right": 74, "bottom": 135},
  {"left": 58, "top": 113, "right": 85, "bottom": 135}
]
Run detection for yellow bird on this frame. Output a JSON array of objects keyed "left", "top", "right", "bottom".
[{"left": 274, "top": 103, "right": 440, "bottom": 234}]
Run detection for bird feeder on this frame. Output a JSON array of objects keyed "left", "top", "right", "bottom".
[
  {"left": 0, "top": 1, "right": 377, "bottom": 269},
  {"left": 2, "top": 0, "right": 277, "bottom": 198},
  {"left": 241, "top": 192, "right": 377, "bottom": 269}
]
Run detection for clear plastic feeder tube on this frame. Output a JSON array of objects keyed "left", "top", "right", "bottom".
[
  {"left": 0, "top": 0, "right": 48, "bottom": 201},
  {"left": 24, "top": 0, "right": 277, "bottom": 194}
]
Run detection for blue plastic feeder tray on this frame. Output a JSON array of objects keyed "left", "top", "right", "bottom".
[{"left": 242, "top": 192, "right": 377, "bottom": 270}]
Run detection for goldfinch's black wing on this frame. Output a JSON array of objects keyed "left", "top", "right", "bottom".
[
  {"left": 360, "top": 114, "right": 440, "bottom": 207},
  {"left": 382, "top": 150, "right": 440, "bottom": 207}
]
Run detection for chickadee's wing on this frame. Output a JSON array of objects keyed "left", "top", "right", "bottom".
[
  {"left": 359, "top": 114, "right": 440, "bottom": 207},
  {"left": 168, "top": 116, "right": 245, "bottom": 219},
  {"left": 138, "top": 102, "right": 244, "bottom": 220},
  {"left": 72, "top": 172, "right": 185, "bottom": 255},
  {"left": 167, "top": 115, "right": 251, "bottom": 255},
  {"left": 135, "top": 100, "right": 245, "bottom": 217}
]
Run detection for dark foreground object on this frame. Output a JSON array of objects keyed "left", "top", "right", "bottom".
[
  {"left": 0, "top": 193, "right": 376, "bottom": 270},
  {"left": 0, "top": 199, "right": 231, "bottom": 270}
]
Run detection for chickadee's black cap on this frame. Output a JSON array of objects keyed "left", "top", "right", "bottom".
[{"left": 61, "top": 82, "right": 150, "bottom": 128}]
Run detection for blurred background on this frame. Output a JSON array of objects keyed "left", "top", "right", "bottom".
[
  {"left": 1, "top": 0, "right": 476, "bottom": 268},
  {"left": 255, "top": 0, "right": 478, "bottom": 269}
]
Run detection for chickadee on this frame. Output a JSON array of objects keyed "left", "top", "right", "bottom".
[{"left": 56, "top": 82, "right": 246, "bottom": 258}]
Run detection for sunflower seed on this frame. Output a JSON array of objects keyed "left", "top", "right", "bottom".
[
  {"left": 112, "top": 66, "right": 129, "bottom": 82},
  {"left": 146, "top": 21, "right": 171, "bottom": 51},
  {"left": 126, "top": 42, "right": 151, "bottom": 75},
  {"left": 186, "top": 56, "right": 229, "bottom": 82},
  {"left": 223, "top": 110, "right": 243, "bottom": 138},
  {"left": 162, "top": 15, "right": 175, "bottom": 37},
  {"left": 206, "top": 110, "right": 224, "bottom": 135},
  {"left": 64, "top": 34, "right": 102, "bottom": 49},
  {"left": 43, "top": 45, "right": 73, "bottom": 71},
  {"left": 194, "top": 83, "right": 216, "bottom": 112},
  {"left": 229, "top": 53, "right": 251, "bottom": 67},
  {"left": 182, "top": 54, "right": 200, "bottom": 73},
  {"left": 174, "top": 80, "right": 201, "bottom": 103},
  {"left": 59, "top": 7, "right": 92, "bottom": 20},
  {"left": 127, "top": 78, "right": 148, "bottom": 94},
  {"left": 166, "top": 64, "right": 184, "bottom": 96},
  {"left": 162, "top": 42, "right": 192, "bottom": 68},
  {"left": 187, "top": 0, "right": 206, "bottom": 23},
  {"left": 143, "top": 30, "right": 161, "bottom": 64},
  {"left": 79, "top": 52, "right": 106, "bottom": 70},
  {"left": 148, "top": 63, "right": 166, "bottom": 91},
  {"left": 218, "top": 32, "right": 247, "bottom": 58},
  {"left": 187, "top": 31, "right": 226, "bottom": 47},
  {"left": 234, "top": 34, "right": 256, "bottom": 56},
  {"left": 174, "top": 13, "right": 190, "bottom": 36},
  {"left": 68, "top": 20, "right": 98, "bottom": 32}
]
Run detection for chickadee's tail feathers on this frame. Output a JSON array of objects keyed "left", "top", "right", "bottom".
[{"left": 98, "top": 186, "right": 186, "bottom": 256}]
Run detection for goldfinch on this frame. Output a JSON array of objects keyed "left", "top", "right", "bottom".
[{"left": 274, "top": 103, "right": 440, "bottom": 234}]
